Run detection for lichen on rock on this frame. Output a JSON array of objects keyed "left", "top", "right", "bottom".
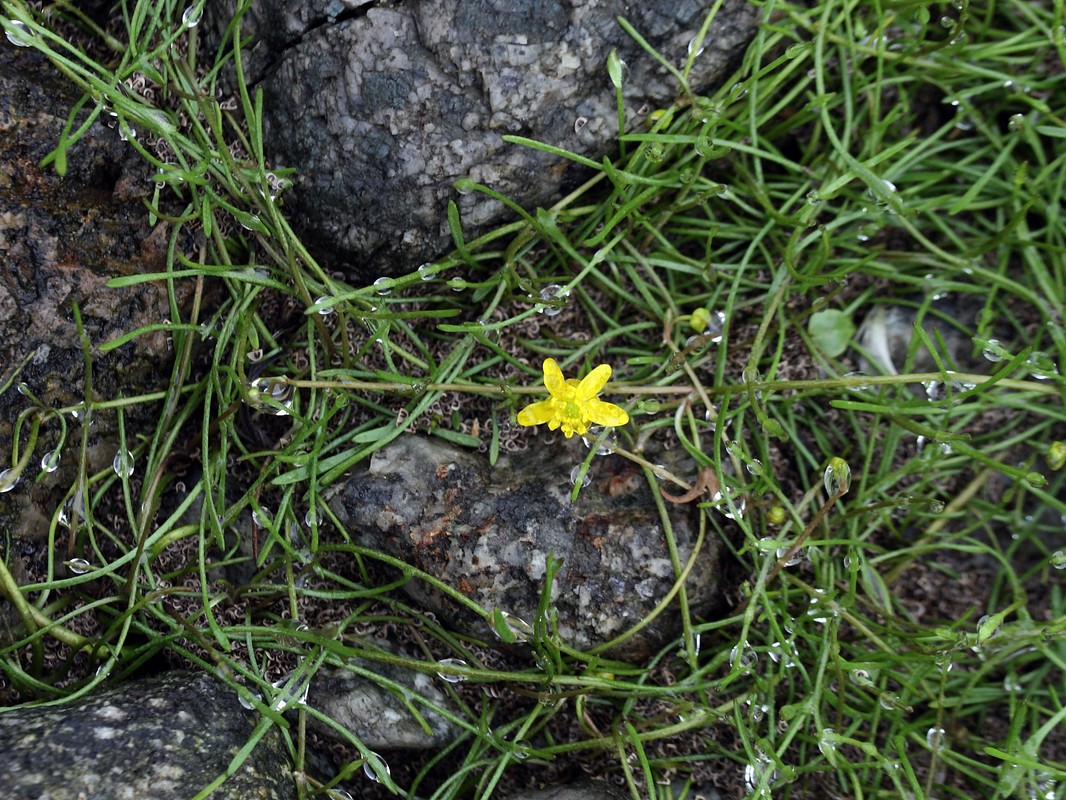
[{"left": 329, "top": 435, "right": 722, "bottom": 662}]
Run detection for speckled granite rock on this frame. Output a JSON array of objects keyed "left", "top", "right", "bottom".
[
  {"left": 329, "top": 436, "right": 721, "bottom": 662},
  {"left": 0, "top": 671, "right": 296, "bottom": 800},
  {"left": 207, "top": 0, "right": 758, "bottom": 275},
  {"left": 505, "top": 781, "right": 628, "bottom": 800},
  {"left": 308, "top": 645, "right": 459, "bottom": 750}
]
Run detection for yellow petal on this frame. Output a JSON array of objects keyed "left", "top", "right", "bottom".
[
  {"left": 542, "top": 358, "right": 565, "bottom": 396},
  {"left": 585, "top": 398, "right": 629, "bottom": 428},
  {"left": 576, "top": 363, "right": 612, "bottom": 400},
  {"left": 517, "top": 399, "right": 556, "bottom": 427}
]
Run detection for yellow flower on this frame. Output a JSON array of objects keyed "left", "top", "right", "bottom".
[{"left": 517, "top": 358, "right": 629, "bottom": 438}]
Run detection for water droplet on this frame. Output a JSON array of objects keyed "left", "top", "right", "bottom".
[
  {"left": 436, "top": 657, "right": 468, "bottom": 683},
  {"left": 818, "top": 728, "right": 838, "bottom": 758},
  {"left": 287, "top": 521, "right": 301, "bottom": 545},
  {"left": 1008, "top": 113, "right": 1025, "bottom": 132},
  {"left": 1050, "top": 550, "right": 1066, "bottom": 570},
  {"left": 580, "top": 434, "right": 614, "bottom": 456},
  {"left": 252, "top": 506, "right": 273, "bottom": 528},
  {"left": 946, "top": 372, "right": 977, "bottom": 393},
  {"left": 304, "top": 509, "right": 319, "bottom": 528},
  {"left": 448, "top": 278, "right": 466, "bottom": 293},
  {"left": 65, "top": 558, "right": 92, "bottom": 574},
  {"left": 537, "top": 284, "right": 570, "bottom": 317},
  {"left": 767, "top": 641, "right": 796, "bottom": 667},
  {"left": 238, "top": 690, "right": 261, "bottom": 710},
  {"left": 928, "top": 499, "right": 945, "bottom": 513},
  {"left": 867, "top": 178, "right": 898, "bottom": 212},
  {"left": 976, "top": 614, "right": 1002, "bottom": 644},
  {"left": 879, "top": 694, "right": 901, "bottom": 711},
  {"left": 848, "top": 669, "right": 873, "bottom": 688},
  {"left": 248, "top": 377, "right": 294, "bottom": 415},
  {"left": 750, "top": 702, "right": 769, "bottom": 722},
  {"left": 417, "top": 263, "right": 435, "bottom": 281},
  {"left": 373, "top": 277, "right": 393, "bottom": 296},
  {"left": 923, "top": 380, "right": 943, "bottom": 401},
  {"left": 806, "top": 190, "right": 823, "bottom": 205},
  {"left": 0, "top": 467, "right": 21, "bottom": 492},
  {"left": 313, "top": 295, "right": 335, "bottom": 315},
  {"left": 112, "top": 449, "right": 135, "bottom": 477},
  {"left": 270, "top": 672, "right": 309, "bottom": 712},
  {"left": 711, "top": 487, "right": 746, "bottom": 520},
  {"left": 513, "top": 739, "right": 532, "bottom": 760},
  {"left": 1025, "top": 351, "right": 1059, "bottom": 380},
  {"left": 926, "top": 726, "right": 947, "bottom": 752},
  {"left": 493, "top": 610, "right": 534, "bottom": 643},
  {"left": 729, "top": 642, "right": 757, "bottom": 669},
  {"left": 743, "top": 748, "right": 778, "bottom": 793},
  {"left": 40, "top": 452, "right": 61, "bottom": 473},
  {"left": 746, "top": 459, "right": 763, "bottom": 476},
  {"left": 701, "top": 309, "right": 726, "bottom": 343},
  {"left": 686, "top": 631, "right": 702, "bottom": 658},
  {"left": 569, "top": 464, "right": 591, "bottom": 488},
  {"left": 181, "top": 4, "right": 203, "bottom": 28},
  {"left": 823, "top": 457, "right": 851, "bottom": 495},
  {"left": 6, "top": 19, "right": 35, "bottom": 46},
  {"left": 775, "top": 545, "right": 804, "bottom": 568},
  {"left": 687, "top": 36, "right": 705, "bottom": 58},
  {"left": 1003, "top": 676, "right": 1021, "bottom": 692},
  {"left": 362, "top": 752, "right": 391, "bottom": 782}
]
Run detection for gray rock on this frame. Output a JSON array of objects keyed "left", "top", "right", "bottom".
[
  {"left": 0, "top": 671, "right": 296, "bottom": 800},
  {"left": 328, "top": 436, "right": 721, "bottom": 662},
  {"left": 505, "top": 781, "right": 627, "bottom": 800},
  {"left": 307, "top": 647, "right": 459, "bottom": 750},
  {"left": 209, "top": 0, "right": 758, "bottom": 274}
]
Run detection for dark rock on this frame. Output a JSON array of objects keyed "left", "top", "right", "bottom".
[
  {"left": 208, "top": 0, "right": 758, "bottom": 274},
  {"left": 328, "top": 436, "right": 721, "bottom": 662},
  {"left": 0, "top": 46, "right": 205, "bottom": 607},
  {"left": 307, "top": 645, "right": 459, "bottom": 750},
  {"left": 0, "top": 671, "right": 296, "bottom": 800}
]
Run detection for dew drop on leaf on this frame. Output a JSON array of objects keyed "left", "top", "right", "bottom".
[
  {"left": 181, "top": 5, "right": 203, "bottom": 28},
  {"left": 112, "top": 449, "right": 134, "bottom": 477},
  {"left": 823, "top": 457, "right": 851, "bottom": 495},
  {"left": 926, "top": 726, "right": 946, "bottom": 752},
  {"left": 362, "top": 752, "right": 391, "bottom": 782},
  {"left": 0, "top": 468, "right": 20, "bottom": 493},
  {"left": 5, "top": 20, "right": 34, "bottom": 47},
  {"left": 435, "top": 658, "right": 468, "bottom": 683}
]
